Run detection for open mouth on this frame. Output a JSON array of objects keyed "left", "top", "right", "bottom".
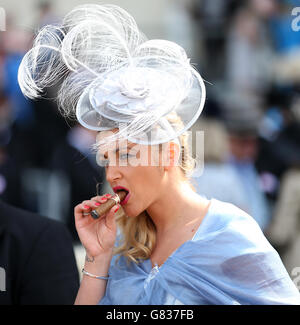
[{"left": 113, "top": 186, "right": 130, "bottom": 206}]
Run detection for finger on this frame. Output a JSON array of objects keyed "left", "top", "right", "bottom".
[
  {"left": 84, "top": 199, "right": 109, "bottom": 208},
  {"left": 105, "top": 204, "right": 119, "bottom": 231},
  {"left": 74, "top": 201, "right": 90, "bottom": 214},
  {"left": 74, "top": 200, "right": 101, "bottom": 219},
  {"left": 91, "top": 194, "right": 113, "bottom": 202}
]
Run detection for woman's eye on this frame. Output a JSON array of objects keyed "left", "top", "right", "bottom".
[{"left": 119, "top": 153, "right": 132, "bottom": 160}]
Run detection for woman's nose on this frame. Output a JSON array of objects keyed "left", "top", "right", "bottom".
[{"left": 105, "top": 165, "right": 122, "bottom": 183}]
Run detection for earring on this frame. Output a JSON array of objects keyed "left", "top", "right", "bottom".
[{"left": 169, "top": 143, "right": 176, "bottom": 166}]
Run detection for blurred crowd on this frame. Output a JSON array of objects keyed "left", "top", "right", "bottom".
[
  {"left": 0, "top": 0, "right": 299, "bottom": 279},
  {"left": 187, "top": 0, "right": 300, "bottom": 277},
  {"left": 0, "top": 2, "right": 107, "bottom": 246}
]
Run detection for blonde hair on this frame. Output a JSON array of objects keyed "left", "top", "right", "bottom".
[{"left": 113, "top": 115, "right": 197, "bottom": 264}]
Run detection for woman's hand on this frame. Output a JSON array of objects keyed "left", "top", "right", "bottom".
[{"left": 74, "top": 194, "right": 119, "bottom": 258}]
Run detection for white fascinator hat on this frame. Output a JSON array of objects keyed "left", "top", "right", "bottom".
[{"left": 18, "top": 4, "right": 206, "bottom": 148}]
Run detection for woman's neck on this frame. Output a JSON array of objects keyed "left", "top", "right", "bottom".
[{"left": 146, "top": 180, "right": 209, "bottom": 238}]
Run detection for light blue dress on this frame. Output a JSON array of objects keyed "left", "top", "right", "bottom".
[{"left": 99, "top": 198, "right": 300, "bottom": 305}]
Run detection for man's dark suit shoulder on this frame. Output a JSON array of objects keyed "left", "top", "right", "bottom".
[
  {"left": 0, "top": 200, "right": 63, "bottom": 239},
  {"left": 0, "top": 200, "right": 79, "bottom": 304}
]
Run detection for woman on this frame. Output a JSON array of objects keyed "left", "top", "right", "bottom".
[{"left": 18, "top": 4, "right": 300, "bottom": 305}]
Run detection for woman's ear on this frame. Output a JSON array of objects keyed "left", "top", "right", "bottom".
[{"left": 163, "top": 141, "right": 180, "bottom": 171}]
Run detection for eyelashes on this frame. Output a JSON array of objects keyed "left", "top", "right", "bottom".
[
  {"left": 119, "top": 153, "right": 134, "bottom": 160},
  {"left": 98, "top": 153, "right": 135, "bottom": 167}
]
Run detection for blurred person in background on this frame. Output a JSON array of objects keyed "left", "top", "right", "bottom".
[
  {"left": 263, "top": 91, "right": 300, "bottom": 276},
  {"left": 31, "top": 97, "right": 70, "bottom": 169},
  {"left": 0, "top": 89, "right": 23, "bottom": 208},
  {"left": 36, "top": 0, "right": 60, "bottom": 28},
  {"left": 164, "top": 0, "right": 196, "bottom": 58},
  {"left": 256, "top": 86, "right": 300, "bottom": 200},
  {"left": 266, "top": 167, "right": 300, "bottom": 277},
  {"left": 0, "top": 10, "right": 74, "bottom": 219},
  {"left": 1, "top": 9, "right": 69, "bottom": 171},
  {"left": 1, "top": 16, "right": 35, "bottom": 130},
  {"left": 187, "top": 0, "right": 241, "bottom": 82},
  {"left": 51, "top": 123, "right": 106, "bottom": 243},
  {"left": 191, "top": 99, "right": 251, "bottom": 217},
  {"left": 226, "top": 1, "right": 275, "bottom": 97},
  {"left": 223, "top": 93, "right": 272, "bottom": 231},
  {"left": 0, "top": 15, "right": 64, "bottom": 215},
  {"left": 192, "top": 93, "right": 272, "bottom": 232},
  {"left": 0, "top": 14, "right": 41, "bottom": 173}
]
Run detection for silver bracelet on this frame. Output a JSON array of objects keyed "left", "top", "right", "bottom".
[{"left": 82, "top": 268, "right": 109, "bottom": 280}]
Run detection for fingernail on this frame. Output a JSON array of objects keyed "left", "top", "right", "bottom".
[
  {"left": 113, "top": 205, "right": 120, "bottom": 214},
  {"left": 83, "top": 205, "right": 90, "bottom": 209},
  {"left": 94, "top": 202, "right": 101, "bottom": 206},
  {"left": 100, "top": 197, "right": 107, "bottom": 202},
  {"left": 105, "top": 194, "right": 112, "bottom": 198}
]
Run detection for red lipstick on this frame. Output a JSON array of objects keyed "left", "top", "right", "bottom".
[{"left": 113, "top": 186, "right": 130, "bottom": 206}]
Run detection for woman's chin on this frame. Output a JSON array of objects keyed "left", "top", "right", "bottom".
[
  {"left": 125, "top": 211, "right": 139, "bottom": 218},
  {"left": 123, "top": 206, "right": 143, "bottom": 218}
]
